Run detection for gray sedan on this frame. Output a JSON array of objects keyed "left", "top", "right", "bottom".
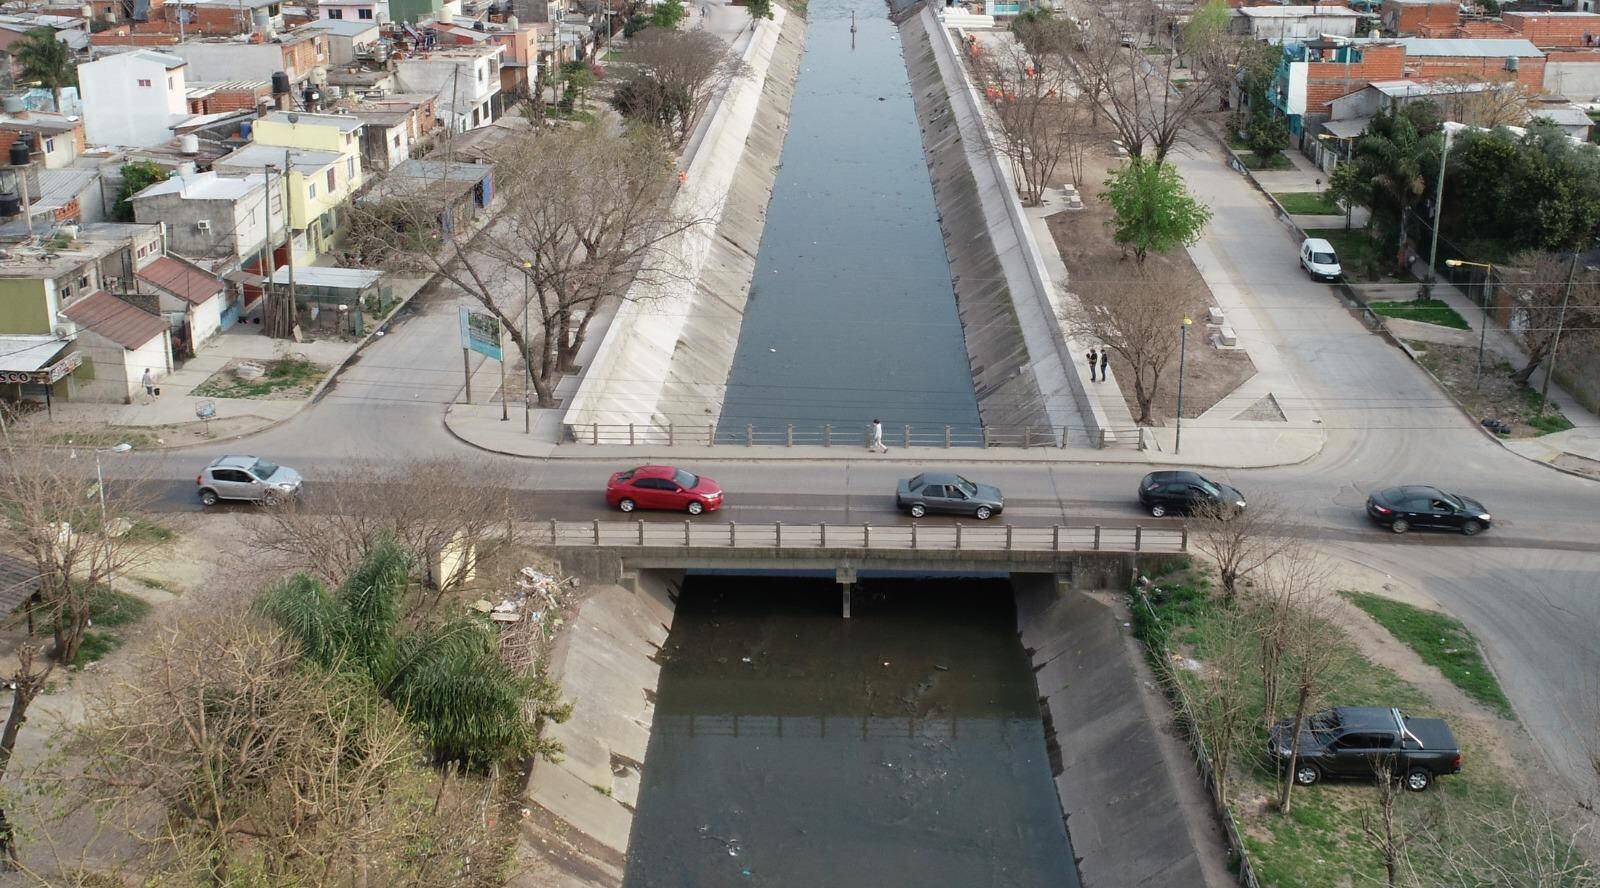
[{"left": 895, "top": 473, "right": 1004, "bottom": 520}]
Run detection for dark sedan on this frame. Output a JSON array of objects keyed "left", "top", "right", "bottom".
[
  {"left": 895, "top": 473, "right": 1004, "bottom": 520},
  {"left": 1365, "top": 485, "right": 1491, "bottom": 535},
  {"left": 1137, "top": 470, "right": 1246, "bottom": 518}
]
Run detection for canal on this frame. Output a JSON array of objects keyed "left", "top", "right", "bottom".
[
  {"left": 622, "top": 575, "right": 1078, "bottom": 887},
  {"left": 715, "top": 0, "right": 981, "bottom": 440}
]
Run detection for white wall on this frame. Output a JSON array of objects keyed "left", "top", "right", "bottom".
[
  {"left": 394, "top": 52, "right": 503, "bottom": 131},
  {"left": 80, "top": 55, "right": 188, "bottom": 148},
  {"left": 74, "top": 327, "right": 170, "bottom": 403},
  {"left": 1546, "top": 61, "right": 1600, "bottom": 101},
  {"left": 168, "top": 44, "right": 291, "bottom": 84}
]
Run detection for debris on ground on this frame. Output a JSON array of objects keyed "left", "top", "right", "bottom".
[{"left": 493, "top": 566, "right": 581, "bottom": 673}]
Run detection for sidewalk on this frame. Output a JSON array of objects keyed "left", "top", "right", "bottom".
[{"left": 1404, "top": 261, "right": 1600, "bottom": 474}]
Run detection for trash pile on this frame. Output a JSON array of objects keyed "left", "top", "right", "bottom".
[{"left": 473, "top": 566, "right": 578, "bottom": 673}]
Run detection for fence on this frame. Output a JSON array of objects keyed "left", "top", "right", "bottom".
[
  {"left": 539, "top": 519, "right": 1187, "bottom": 553},
  {"left": 563, "top": 422, "right": 1145, "bottom": 449}
]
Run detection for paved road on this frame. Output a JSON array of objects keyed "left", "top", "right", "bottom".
[{"left": 101, "top": 138, "right": 1600, "bottom": 796}]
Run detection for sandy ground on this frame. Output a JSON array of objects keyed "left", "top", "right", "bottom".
[{"left": 1046, "top": 145, "right": 1255, "bottom": 426}]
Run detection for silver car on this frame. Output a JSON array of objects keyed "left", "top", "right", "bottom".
[
  {"left": 895, "top": 472, "right": 1004, "bottom": 520},
  {"left": 197, "top": 455, "right": 303, "bottom": 506}
]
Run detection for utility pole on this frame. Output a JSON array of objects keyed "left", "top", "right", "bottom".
[
  {"left": 1175, "top": 317, "right": 1192, "bottom": 454},
  {"left": 1539, "top": 252, "right": 1580, "bottom": 417},
  {"left": 262, "top": 163, "right": 278, "bottom": 318},
  {"left": 523, "top": 259, "right": 534, "bottom": 433},
  {"left": 281, "top": 149, "right": 298, "bottom": 337}
]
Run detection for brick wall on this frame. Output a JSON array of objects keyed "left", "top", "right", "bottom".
[
  {"left": 193, "top": 83, "right": 271, "bottom": 113},
  {"left": 89, "top": 28, "right": 180, "bottom": 46},
  {"left": 1504, "top": 12, "right": 1600, "bottom": 48},
  {"left": 1384, "top": 0, "right": 1459, "bottom": 36},
  {"left": 1412, "top": 55, "right": 1547, "bottom": 90},
  {"left": 1306, "top": 44, "right": 1408, "bottom": 112}
]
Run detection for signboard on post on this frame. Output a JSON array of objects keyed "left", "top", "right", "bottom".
[{"left": 458, "top": 306, "right": 503, "bottom": 361}]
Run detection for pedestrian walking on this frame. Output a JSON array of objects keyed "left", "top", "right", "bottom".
[
  {"left": 1099, "top": 350, "right": 1109, "bottom": 382},
  {"left": 869, "top": 418, "right": 888, "bottom": 453},
  {"left": 1086, "top": 348, "right": 1098, "bottom": 382},
  {"left": 141, "top": 368, "right": 156, "bottom": 403}
]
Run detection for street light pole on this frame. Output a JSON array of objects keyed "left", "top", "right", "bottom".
[
  {"left": 522, "top": 259, "right": 534, "bottom": 435},
  {"left": 1539, "top": 252, "right": 1581, "bottom": 417},
  {"left": 1426, "top": 122, "right": 1464, "bottom": 296},
  {"left": 94, "top": 442, "right": 131, "bottom": 595},
  {"left": 1175, "top": 316, "right": 1192, "bottom": 454},
  {"left": 1447, "top": 258, "right": 1494, "bottom": 390}
]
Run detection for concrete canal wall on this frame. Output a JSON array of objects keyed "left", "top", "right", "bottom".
[
  {"left": 900, "top": 8, "right": 1115, "bottom": 443},
  {"left": 560, "top": 10, "right": 805, "bottom": 436}
]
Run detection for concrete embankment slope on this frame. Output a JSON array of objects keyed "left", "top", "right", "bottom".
[
  {"left": 900, "top": 9, "right": 1113, "bottom": 442},
  {"left": 560, "top": 11, "right": 805, "bottom": 435},
  {"left": 519, "top": 571, "right": 680, "bottom": 887},
  {"left": 1014, "top": 576, "right": 1228, "bottom": 887}
]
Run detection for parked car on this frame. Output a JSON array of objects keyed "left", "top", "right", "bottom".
[
  {"left": 607, "top": 465, "right": 724, "bottom": 515},
  {"left": 1269, "top": 707, "right": 1461, "bottom": 792},
  {"left": 895, "top": 473, "right": 1004, "bottom": 520},
  {"left": 1300, "top": 237, "right": 1342, "bottom": 281},
  {"left": 197, "top": 455, "right": 303, "bottom": 506},
  {"left": 1365, "top": 485, "right": 1491, "bottom": 535},
  {"left": 1137, "top": 470, "right": 1246, "bottom": 518}
]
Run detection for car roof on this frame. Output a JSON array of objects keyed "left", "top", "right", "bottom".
[
  {"left": 1331, "top": 707, "right": 1398, "bottom": 731},
  {"left": 1303, "top": 237, "right": 1335, "bottom": 251},
  {"left": 914, "top": 472, "right": 965, "bottom": 485},
  {"left": 209, "top": 455, "right": 259, "bottom": 469},
  {"left": 1143, "top": 470, "right": 1202, "bottom": 483},
  {"left": 1379, "top": 484, "right": 1442, "bottom": 500},
  {"left": 631, "top": 465, "right": 680, "bottom": 478}
]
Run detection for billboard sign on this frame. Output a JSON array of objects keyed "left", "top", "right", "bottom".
[{"left": 458, "top": 306, "right": 503, "bottom": 361}]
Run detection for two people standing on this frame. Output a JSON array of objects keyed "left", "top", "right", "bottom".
[{"left": 1086, "top": 348, "right": 1109, "bottom": 382}]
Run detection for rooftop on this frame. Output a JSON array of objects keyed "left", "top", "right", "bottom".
[
  {"left": 169, "top": 0, "right": 281, "bottom": 9},
  {"left": 136, "top": 255, "right": 223, "bottom": 305},
  {"left": 297, "top": 18, "right": 381, "bottom": 37},
  {"left": 260, "top": 110, "right": 365, "bottom": 135},
  {"left": 1395, "top": 37, "right": 1544, "bottom": 57},
  {"left": 61, "top": 291, "right": 167, "bottom": 349},
  {"left": 131, "top": 169, "right": 268, "bottom": 202},
  {"left": 0, "top": 223, "right": 158, "bottom": 272},
  {"left": 0, "top": 334, "right": 70, "bottom": 373},
  {"left": 1240, "top": 5, "right": 1364, "bottom": 17},
  {"left": 0, "top": 114, "right": 80, "bottom": 135},
  {"left": 1368, "top": 78, "right": 1508, "bottom": 96},
  {"left": 348, "top": 108, "right": 411, "bottom": 126},
  {"left": 1532, "top": 104, "right": 1592, "bottom": 125},
  {"left": 108, "top": 49, "right": 187, "bottom": 69},
  {"left": 186, "top": 79, "right": 271, "bottom": 98},
  {"left": 213, "top": 143, "right": 343, "bottom": 172},
  {"left": 266, "top": 265, "right": 380, "bottom": 288},
  {"left": 360, "top": 158, "right": 489, "bottom": 202}
]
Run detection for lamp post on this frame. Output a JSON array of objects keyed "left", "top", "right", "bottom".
[
  {"left": 1446, "top": 258, "right": 1494, "bottom": 389},
  {"left": 1539, "top": 253, "right": 1582, "bottom": 417},
  {"left": 1426, "top": 121, "right": 1466, "bottom": 297},
  {"left": 94, "top": 442, "right": 131, "bottom": 596},
  {"left": 1175, "top": 316, "right": 1192, "bottom": 454},
  {"left": 521, "top": 260, "right": 535, "bottom": 435}
]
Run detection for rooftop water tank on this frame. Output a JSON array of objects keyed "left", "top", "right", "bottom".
[
  {"left": 180, "top": 133, "right": 200, "bottom": 155},
  {"left": 8, "top": 140, "right": 30, "bottom": 168},
  {"left": 0, "top": 192, "right": 19, "bottom": 217},
  {"left": 272, "top": 71, "right": 292, "bottom": 95},
  {"left": 0, "top": 96, "right": 24, "bottom": 114}
]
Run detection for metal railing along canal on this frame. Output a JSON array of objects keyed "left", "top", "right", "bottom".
[
  {"left": 541, "top": 519, "right": 1186, "bottom": 554},
  {"left": 565, "top": 422, "right": 1145, "bottom": 449}
]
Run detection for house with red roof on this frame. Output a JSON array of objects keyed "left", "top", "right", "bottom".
[{"left": 136, "top": 254, "right": 225, "bottom": 356}]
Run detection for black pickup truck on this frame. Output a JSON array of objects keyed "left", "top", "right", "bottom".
[{"left": 1269, "top": 707, "right": 1462, "bottom": 792}]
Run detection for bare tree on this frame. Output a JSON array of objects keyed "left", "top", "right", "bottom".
[
  {"left": 1182, "top": 609, "right": 1255, "bottom": 808},
  {"left": 1431, "top": 795, "right": 1600, "bottom": 887},
  {"left": 1277, "top": 593, "right": 1350, "bottom": 814},
  {"left": 1188, "top": 497, "right": 1299, "bottom": 603},
  {"left": 1360, "top": 754, "right": 1423, "bottom": 888},
  {"left": 972, "top": 33, "right": 1082, "bottom": 204},
  {"left": 1432, "top": 77, "right": 1533, "bottom": 129},
  {"left": 1062, "top": 269, "right": 1186, "bottom": 424},
  {"left": 618, "top": 29, "right": 746, "bottom": 146},
  {"left": 347, "top": 124, "right": 704, "bottom": 407},
  {"left": 1500, "top": 252, "right": 1600, "bottom": 386}
]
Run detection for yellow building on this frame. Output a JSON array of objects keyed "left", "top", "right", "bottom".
[{"left": 212, "top": 112, "right": 366, "bottom": 266}]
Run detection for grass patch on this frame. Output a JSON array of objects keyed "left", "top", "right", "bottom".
[
  {"left": 123, "top": 517, "right": 175, "bottom": 544},
  {"left": 134, "top": 576, "right": 168, "bottom": 591},
  {"left": 1367, "top": 298, "right": 1470, "bottom": 330},
  {"left": 1305, "top": 228, "right": 1384, "bottom": 281},
  {"left": 1238, "top": 151, "right": 1292, "bottom": 171},
  {"left": 47, "top": 430, "right": 158, "bottom": 449},
  {"left": 72, "top": 631, "right": 121, "bottom": 668},
  {"left": 192, "top": 357, "right": 327, "bottom": 400},
  {"left": 547, "top": 107, "right": 596, "bottom": 123},
  {"left": 1340, "top": 591, "right": 1513, "bottom": 718},
  {"left": 66, "top": 587, "right": 152, "bottom": 667},
  {"left": 1271, "top": 191, "right": 1342, "bottom": 215}
]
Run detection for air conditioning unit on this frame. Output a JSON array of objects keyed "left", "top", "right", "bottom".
[
  {"left": 53, "top": 320, "right": 77, "bottom": 340},
  {"left": 195, "top": 219, "right": 212, "bottom": 232},
  {"left": 1505, "top": 56, "right": 1519, "bottom": 72}
]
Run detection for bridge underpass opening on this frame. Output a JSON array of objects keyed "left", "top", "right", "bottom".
[{"left": 622, "top": 572, "right": 1079, "bottom": 888}]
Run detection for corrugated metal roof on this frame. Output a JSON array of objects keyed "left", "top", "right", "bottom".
[
  {"left": 0, "top": 553, "right": 38, "bottom": 617},
  {"left": 1397, "top": 37, "right": 1543, "bottom": 57},
  {"left": 0, "top": 335, "right": 69, "bottom": 372},
  {"left": 136, "top": 256, "right": 223, "bottom": 306},
  {"left": 267, "top": 266, "right": 381, "bottom": 288},
  {"left": 1534, "top": 105, "right": 1593, "bottom": 125},
  {"left": 61, "top": 291, "right": 168, "bottom": 349}
]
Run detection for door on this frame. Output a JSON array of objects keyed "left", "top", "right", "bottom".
[
  {"left": 631, "top": 478, "right": 666, "bottom": 509},
  {"left": 920, "top": 484, "right": 948, "bottom": 513},
  {"left": 211, "top": 468, "right": 251, "bottom": 500},
  {"left": 1162, "top": 482, "right": 1188, "bottom": 511},
  {"left": 1413, "top": 497, "right": 1455, "bottom": 529}
]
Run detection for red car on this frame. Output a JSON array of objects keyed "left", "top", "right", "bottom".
[{"left": 606, "top": 465, "right": 724, "bottom": 515}]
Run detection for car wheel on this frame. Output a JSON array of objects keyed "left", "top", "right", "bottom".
[
  {"left": 909, "top": 503, "right": 926, "bottom": 518},
  {"left": 1150, "top": 503, "right": 1167, "bottom": 518},
  {"left": 975, "top": 506, "right": 993, "bottom": 521},
  {"left": 261, "top": 490, "right": 279, "bottom": 507},
  {"left": 687, "top": 501, "right": 704, "bottom": 516},
  {"left": 1404, "top": 768, "right": 1432, "bottom": 792},
  {"left": 618, "top": 498, "right": 636, "bottom": 513},
  {"left": 1294, "top": 764, "right": 1321, "bottom": 786},
  {"left": 199, "top": 489, "right": 219, "bottom": 507},
  {"left": 1390, "top": 518, "right": 1409, "bottom": 534},
  {"left": 1461, "top": 519, "right": 1483, "bottom": 536}
]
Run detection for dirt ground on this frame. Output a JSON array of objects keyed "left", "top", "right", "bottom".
[
  {"left": 1046, "top": 146, "right": 1255, "bottom": 426},
  {"left": 1404, "top": 339, "right": 1576, "bottom": 438}
]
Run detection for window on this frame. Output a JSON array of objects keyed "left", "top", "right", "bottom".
[
  {"left": 346, "top": 156, "right": 354, "bottom": 179},
  {"left": 79, "top": 275, "right": 89, "bottom": 289},
  {"left": 43, "top": 137, "right": 54, "bottom": 153},
  {"left": 391, "top": 133, "right": 400, "bottom": 148},
  {"left": 168, "top": 77, "right": 175, "bottom": 89},
  {"left": 326, "top": 7, "right": 343, "bottom": 16},
  {"left": 137, "top": 78, "right": 152, "bottom": 87},
  {"left": 922, "top": 486, "right": 946, "bottom": 499},
  {"left": 326, "top": 167, "right": 337, "bottom": 191},
  {"left": 308, "top": 181, "right": 317, "bottom": 198},
  {"left": 357, "top": 7, "right": 372, "bottom": 17}
]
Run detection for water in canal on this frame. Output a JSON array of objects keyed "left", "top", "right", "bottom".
[
  {"left": 716, "top": 0, "right": 981, "bottom": 440},
  {"left": 622, "top": 575, "right": 1078, "bottom": 888}
]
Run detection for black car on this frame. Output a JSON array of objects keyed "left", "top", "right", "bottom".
[
  {"left": 1137, "top": 471, "right": 1246, "bottom": 518},
  {"left": 1269, "top": 707, "right": 1461, "bottom": 792},
  {"left": 895, "top": 473, "right": 1004, "bottom": 520},
  {"left": 1365, "top": 485, "right": 1491, "bottom": 535}
]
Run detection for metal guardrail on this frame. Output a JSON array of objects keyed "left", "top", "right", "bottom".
[
  {"left": 541, "top": 520, "right": 1187, "bottom": 554},
  {"left": 564, "top": 422, "right": 1146, "bottom": 449}
]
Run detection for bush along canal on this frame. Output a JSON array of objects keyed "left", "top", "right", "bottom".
[{"left": 621, "top": 575, "right": 1078, "bottom": 888}]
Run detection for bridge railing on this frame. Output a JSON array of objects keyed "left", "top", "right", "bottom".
[
  {"left": 541, "top": 520, "right": 1186, "bottom": 553},
  {"left": 563, "top": 422, "right": 1146, "bottom": 449}
]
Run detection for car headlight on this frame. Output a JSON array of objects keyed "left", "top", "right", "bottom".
[
  {"left": 277, "top": 483, "right": 297, "bottom": 491},
  {"left": 1478, "top": 513, "right": 1490, "bottom": 521},
  {"left": 1236, "top": 500, "right": 1247, "bottom": 508}
]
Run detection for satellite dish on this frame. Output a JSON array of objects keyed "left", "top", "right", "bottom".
[{"left": 287, "top": 112, "right": 300, "bottom": 124}]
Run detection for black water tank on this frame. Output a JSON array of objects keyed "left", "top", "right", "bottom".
[
  {"left": 271, "top": 71, "right": 291, "bottom": 95},
  {"left": 0, "top": 192, "right": 20, "bottom": 216},
  {"left": 7, "top": 140, "right": 29, "bottom": 167}
]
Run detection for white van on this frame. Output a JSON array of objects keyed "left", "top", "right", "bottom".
[{"left": 1300, "top": 237, "right": 1342, "bottom": 282}]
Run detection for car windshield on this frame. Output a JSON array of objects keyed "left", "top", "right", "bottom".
[
  {"left": 1312, "top": 252, "right": 1337, "bottom": 265},
  {"left": 1309, "top": 711, "right": 1340, "bottom": 731},
  {"left": 909, "top": 474, "right": 925, "bottom": 489},
  {"left": 672, "top": 469, "right": 698, "bottom": 489},
  {"left": 1193, "top": 477, "right": 1222, "bottom": 497},
  {"left": 1437, "top": 492, "right": 1463, "bottom": 510},
  {"left": 250, "top": 459, "right": 280, "bottom": 479},
  {"left": 954, "top": 477, "right": 979, "bottom": 496}
]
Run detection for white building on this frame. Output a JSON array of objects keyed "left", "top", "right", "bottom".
[
  {"left": 394, "top": 46, "right": 504, "bottom": 133},
  {"left": 78, "top": 50, "right": 189, "bottom": 149},
  {"left": 1235, "top": 6, "right": 1367, "bottom": 43}
]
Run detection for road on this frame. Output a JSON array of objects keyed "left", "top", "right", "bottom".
[{"left": 98, "top": 135, "right": 1600, "bottom": 792}]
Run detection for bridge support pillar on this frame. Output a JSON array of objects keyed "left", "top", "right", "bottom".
[{"left": 837, "top": 564, "right": 857, "bottom": 619}]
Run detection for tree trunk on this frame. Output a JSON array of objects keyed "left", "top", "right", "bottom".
[
  {"left": 1278, "top": 690, "right": 1310, "bottom": 814},
  {"left": 0, "top": 676, "right": 42, "bottom": 781},
  {"left": 1512, "top": 354, "right": 1542, "bottom": 386}
]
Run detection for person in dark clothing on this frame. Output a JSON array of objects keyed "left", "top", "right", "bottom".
[
  {"left": 1099, "top": 350, "right": 1109, "bottom": 382},
  {"left": 1087, "top": 348, "right": 1098, "bottom": 382}
]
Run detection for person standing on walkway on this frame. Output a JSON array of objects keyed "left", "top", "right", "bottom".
[
  {"left": 869, "top": 418, "right": 888, "bottom": 453},
  {"left": 141, "top": 368, "right": 156, "bottom": 403},
  {"left": 1087, "top": 348, "right": 1098, "bottom": 382},
  {"left": 1099, "top": 350, "right": 1109, "bottom": 383}
]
